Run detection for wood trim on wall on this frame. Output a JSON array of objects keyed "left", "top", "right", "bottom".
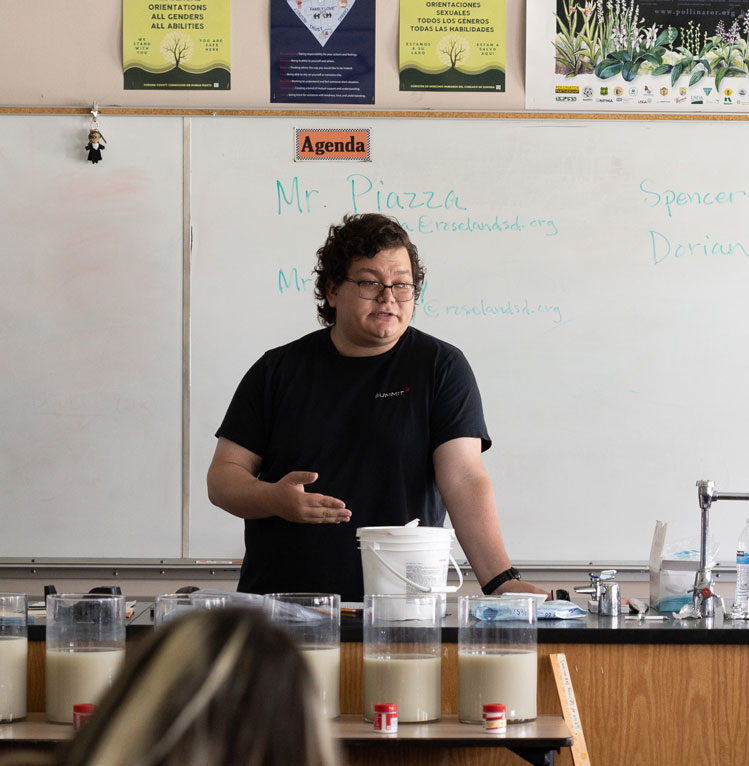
[{"left": 2, "top": 106, "right": 749, "bottom": 121}]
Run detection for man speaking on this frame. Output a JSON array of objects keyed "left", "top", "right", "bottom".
[{"left": 207, "top": 213, "right": 546, "bottom": 601}]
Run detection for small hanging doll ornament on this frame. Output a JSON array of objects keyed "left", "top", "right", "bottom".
[{"left": 85, "top": 106, "right": 106, "bottom": 164}]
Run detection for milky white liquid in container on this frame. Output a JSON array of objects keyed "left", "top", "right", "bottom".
[
  {"left": 364, "top": 654, "right": 441, "bottom": 722},
  {"left": 458, "top": 649, "right": 537, "bottom": 723},
  {"left": 46, "top": 648, "right": 125, "bottom": 723},
  {"left": 0, "top": 637, "right": 28, "bottom": 720},
  {"left": 300, "top": 645, "right": 340, "bottom": 719}
]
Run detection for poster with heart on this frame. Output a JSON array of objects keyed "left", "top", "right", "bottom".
[{"left": 270, "top": 0, "right": 375, "bottom": 104}]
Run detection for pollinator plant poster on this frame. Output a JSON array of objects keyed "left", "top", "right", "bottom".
[
  {"left": 123, "top": 0, "right": 231, "bottom": 90},
  {"left": 526, "top": 0, "right": 749, "bottom": 112},
  {"left": 270, "top": 0, "right": 375, "bottom": 104},
  {"left": 399, "top": 0, "right": 506, "bottom": 92}
]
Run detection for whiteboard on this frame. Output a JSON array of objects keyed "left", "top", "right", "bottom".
[
  {"left": 2, "top": 114, "right": 748, "bottom": 566},
  {"left": 189, "top": 115, "right": 749, "bottom": 565},
  {"left": 0, "top": 116, "right": 183, "bottom": 559}
]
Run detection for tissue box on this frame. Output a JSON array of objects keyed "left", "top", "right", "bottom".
[
  {"left": 649, "top": 558, "right": 697, "bottom": 612},
  {"left": 648, "top": 519, "right": 701, "bottom": 612}
]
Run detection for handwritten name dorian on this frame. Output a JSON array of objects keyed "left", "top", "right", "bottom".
[{"left": 640, "top": 178, "right": 749, "bottom": 265}]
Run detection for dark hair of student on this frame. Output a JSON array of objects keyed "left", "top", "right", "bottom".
[
  {"left": 314, "top": 213, "right": 426, "bottom": 326},
  {"left": 58, "top": 608, "right": 340, "bottom": 766}
]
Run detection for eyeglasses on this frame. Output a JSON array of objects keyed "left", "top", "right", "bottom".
[{"left": 344, "top": 278, "right": 416, "bottom": 301}]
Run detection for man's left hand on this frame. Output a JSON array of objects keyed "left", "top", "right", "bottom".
[{"left": 493, "top": 578, "right": 551, "bottom": 601}]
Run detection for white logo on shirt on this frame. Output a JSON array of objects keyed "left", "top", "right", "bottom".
[{"left": 374, "top": 388, "right": 410, "bottom": 399}]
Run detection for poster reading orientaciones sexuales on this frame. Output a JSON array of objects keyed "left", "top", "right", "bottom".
[
  {"left": 527, "top": 0, "right": 749, "bottom": 111},
  {"left": 399, "top": 0, "right": 506, "bottom": 92}
]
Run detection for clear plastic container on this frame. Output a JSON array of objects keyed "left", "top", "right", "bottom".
[
  {"left": 458, "top": 595, "right": 537, "bottom": 724},
  {"left": 264, "top": 593, "right": 340, "bottom": 719},
  {"left": 0, "top": 593, "right": 28, "bottom": 721},
  {"left": 153, "top": 592, "right": 230, "bottom": 627},
  {"left": 46, "top": 594, "right": 126, "bottom": 723},
  {"left": 363, "top": 593, "right": 441, "bottom": 723}
]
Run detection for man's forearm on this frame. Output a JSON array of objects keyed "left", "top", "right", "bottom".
[
  {"left": 446, "top": 474, "right": 513, "bottom": 587},
  {"left": 434, "top": 439, "right": 513, "bottom": 589},
  {"left": 207, "top": 462, "right": 277, "bottom": 520},
  {"left": 207, "top": 440, "right": 350, "bottom": 525}
]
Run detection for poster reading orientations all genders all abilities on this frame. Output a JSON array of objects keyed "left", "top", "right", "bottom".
[
  {"left": 527, "top": 0, "right": 749, "bottom": 112},
  {"left": 399, "top": 0, "right": 506, "bottom": 92},
  {"left": 123, "top": 0, "right": 231, "bottom": 90},
  {"left": 270, "top": 0, "right": 376, "bottom": 104}
]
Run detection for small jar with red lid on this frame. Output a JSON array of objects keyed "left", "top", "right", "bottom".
[
  {"left": 373, "top": 702, "right": 398, "bottom": 733},
  {"left": 73, "top": 703, "right": 96, "bottom": 731},
  {"left": 482, "top": 703, "right": 507, "bottom": 733}
]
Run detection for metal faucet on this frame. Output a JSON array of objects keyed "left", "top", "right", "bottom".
[
  {"left": 693, "top": 480, "right": 749, "bottom": 617},
  {"left": 575, "top": 570, "right": 620, "bottom": 615}
]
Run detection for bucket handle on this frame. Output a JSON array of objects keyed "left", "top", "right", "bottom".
[{"left": 366, "top": 544, "right": 464, "bottom": 594}]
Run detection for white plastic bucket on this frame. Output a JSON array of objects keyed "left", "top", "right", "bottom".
[{"left": 357, "top": 522, "right": 463, "bottom": 617}]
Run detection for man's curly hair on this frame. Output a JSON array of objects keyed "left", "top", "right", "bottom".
[{"left": 313, "top": 214, "right": 425, "bottom": 326}]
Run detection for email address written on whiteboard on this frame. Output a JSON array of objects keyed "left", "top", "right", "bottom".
[
  {"left": 275, "top": 174, "right": 560, "bottom": 238},
  {"left": 277, "top": 271, "right": 564, "bottom": 326},
  {"left": 275, "top": 174, "right": 564, "bottom": 325}
]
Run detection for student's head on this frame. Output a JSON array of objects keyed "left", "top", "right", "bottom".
[
  {"left": 59, "top": 608, "right": 340, "bottom": 766},
  {"left": 314, "top": 213, "right": 425, "bottom": 328}
]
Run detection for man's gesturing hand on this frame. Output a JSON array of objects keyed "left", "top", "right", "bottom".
[{"left": 275, "top": 471, "right": 351, "bottom": 524}]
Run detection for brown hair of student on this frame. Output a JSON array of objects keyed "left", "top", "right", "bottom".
[{"left": 58, "top": 607, "right": 341, "bottom": 766}]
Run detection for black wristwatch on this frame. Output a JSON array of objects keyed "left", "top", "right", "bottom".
[{"left": 481, "top": 567, "right": 521, "bottom": 595}]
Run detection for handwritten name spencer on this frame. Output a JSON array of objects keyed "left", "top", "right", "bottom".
[{"left": 640, "top": 178, "right": 747, "bottom": 218}]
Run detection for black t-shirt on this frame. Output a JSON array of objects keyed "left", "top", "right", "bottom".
[{"left": 216, "top": 326, "right": 491, "bottom": 601}]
